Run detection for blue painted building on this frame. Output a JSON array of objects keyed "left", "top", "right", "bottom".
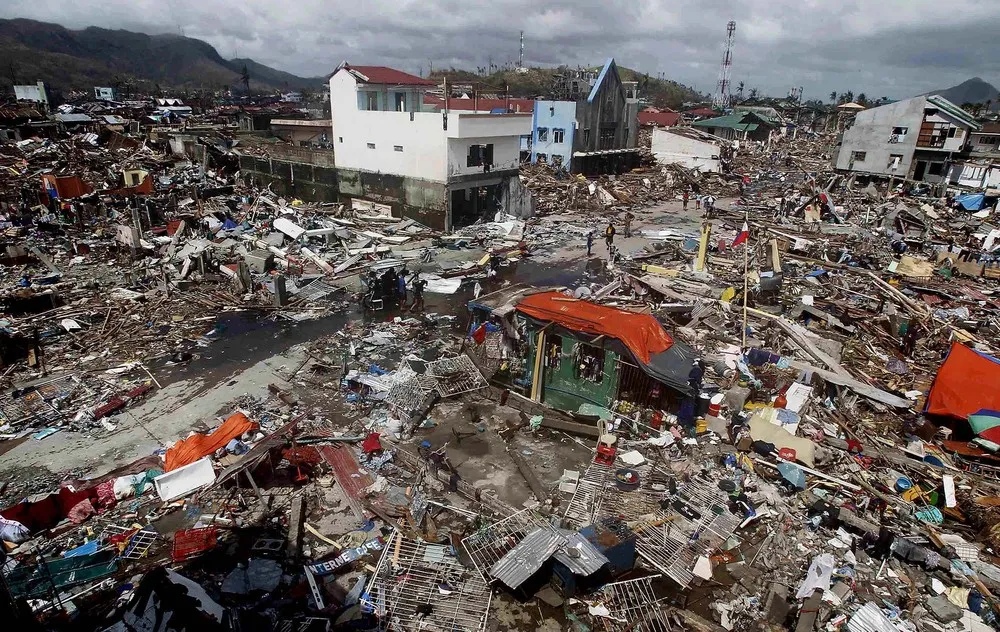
[{"left": 531, "top": 101, "right": 577, "bottom": 170}]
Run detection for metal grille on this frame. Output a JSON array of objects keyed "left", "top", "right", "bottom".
[
  {"left": 363, "top": 531, "right": 493, "bottom": 632},
  {"left": 461, "top": 509, "right": 551, "bottom": 581},
  {"left": 121, "top": 528, "right": 158, "bottom": 560},
  {"left": 425, "top": 356, "right": 487, "bottom": 397},
  {"left": 598, "top": 575, "right": 672, "bottom": 631},
  {"left": 563, "top": 458, "right": 741, "bottom": 588},
  {"left": 295, "top": 279, "right": 339, "bottom": 303},
  {"left": 0, "top": 374, "right": 84, "bottom": 427}
]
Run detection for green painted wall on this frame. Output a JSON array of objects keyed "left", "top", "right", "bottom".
[{"left": 532, "top": 328, "right": 620, "bottom": 413}]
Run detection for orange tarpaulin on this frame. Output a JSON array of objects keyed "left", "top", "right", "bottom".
[
  {"left": 165, "top": 412, "right": 258, "bottom": 472},
  {"left": 926, "top": 342, "right": 1000, "bottom": 420},
  {"left": 515, "top": 292, "right": 673, "bottom": 364}
]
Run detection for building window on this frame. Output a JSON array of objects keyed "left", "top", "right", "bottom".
[
  {"left": 536, "top": 153, "right": 547, "bottom": 164},
  {"left": 575, "top": 344, "right": 606, "bottom": 384},
  {"left": 887, "top": 154, "right": 903, "bottom": 170},
  {"left": 553, "top": 128, "right": 564, "bottom": 143},
  {"left": 394, "top": 145, "right": 403, "bottom": 152},
  {"left": 394, "top": 92, "right": 407, "bottom": 112},
  {"left": 338, "top": 136, "right": 343, "bottom": 143},
  {"left": 467, "top": 143, "right": 494, "bottom": 167},
  {"left": 583, "top": 128, "right": 591, "bottom": 144},
  {"left": 367, "top": 142, "right": 376, "bottom": 149},
  {"left": 948, "top": 127, "right": 957, "bottom": 138},
  {"left": 359, "top": 91, "right": 378, "bottom": 111},
  {"left": 537, "top": 128, "right": 549, "bottom": 142},
  {"left": 552, "top": 154, "right": 563, "bottom": 168},
  {"left": 927, "top": 162, "right": 944, "bottom": 176},
  {"left": 889, "top": 126, "right": 908, "bottom": 143},
  {"left": 851, "top": 151, "right": 867, "bottom": 162}
]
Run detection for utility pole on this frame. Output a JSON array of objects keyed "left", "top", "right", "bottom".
[{"left": 518, "top": 31, "right": 524, "bottom": 69}]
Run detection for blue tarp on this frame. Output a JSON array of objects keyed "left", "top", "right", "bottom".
[{"left": 957, "top": 193, "right": 986, "bottom": 211}]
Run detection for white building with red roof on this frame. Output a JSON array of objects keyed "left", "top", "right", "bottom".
[{"left": 328, "top": 63, "right": 533, "bottom": 229}]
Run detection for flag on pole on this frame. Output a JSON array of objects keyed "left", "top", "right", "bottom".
[{"left": 732, "top": 221, "right": 749, "bottom": 247}]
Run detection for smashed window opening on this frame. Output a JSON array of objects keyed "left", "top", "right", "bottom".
[
  {"left": 367, "top": 142, "right": 376, "bottom": 149},
  {"left": 537, "top": 128, "right": 549, "bottom": 142},
  {"left": 393, "top": 145, "right": 403, "bottom": 152},
  {"left": 887, "top": 154, "right": 903, "bottom": 170},
  {"left": 466, "top": 143, "right": 494, "bottom": 168},
  {"left": 851, "top": 151, "right": 866, "bottom": 162},
  {"left": 394, "top": 92, "right": 407, "bottom": 112}
]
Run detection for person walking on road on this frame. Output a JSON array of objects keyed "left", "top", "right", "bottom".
[{"left": 683, "top": 190, "right": 689, "bottom": 210}]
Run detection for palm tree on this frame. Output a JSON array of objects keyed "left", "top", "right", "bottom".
[
  {"left": 842, "top": 90, "right": 854, "bottom": 104},
  {"left": 747, "top": 87, "right": 759, "bottom": 101},
  {"left": 830, "top": 91, "right": 837, "bottom": 103},
  {"left": 736, "top": 81, "right": 745, "bottom": 102},
  {"left": 857, "top": 93, "right": 868, "bottom": 106}
]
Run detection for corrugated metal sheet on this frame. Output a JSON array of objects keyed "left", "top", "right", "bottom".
[
  {"left": 552, "top": 529, "right": 609, "bottom": 577},
  {"left": 489, "top": 527, "right": 566, "bottom": 589}
]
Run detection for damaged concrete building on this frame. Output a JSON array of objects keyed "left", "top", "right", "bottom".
[
  {"left": 832, "top": 94, "right": 981, "bottom": 184},
  {"left": 530, "top": 58, "right": 640, "bottom": 175},
  {"left": 328, "top": 64, "right": 534, "bottom": 230}
]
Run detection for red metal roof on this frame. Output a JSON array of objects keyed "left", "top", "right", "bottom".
[
  {"left": 343, "top": 65, "right": 437, "bottom": 86},
  {"left": 684, "top": 107, "right": 720, "bottom": 118},
  {"left": 423, "top": 95, "right": 534, "bottom": 113},
  {"left": 638, "top": 111, "right": 682, "bottom": 127}
]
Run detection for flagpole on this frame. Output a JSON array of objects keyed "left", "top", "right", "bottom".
[{"left": 741, "top": 213, "right": 749, "bottom": 349}]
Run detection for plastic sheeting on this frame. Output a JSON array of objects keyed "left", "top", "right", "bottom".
[
  {"left": 795, "top": 553, "right": 835, "bottom": 599},
  {"left": 515, "top": 291, "right": 673, "bottom": 364},
  {"left": 926, "top": 342, "right": 1000, "bottom": 420},
  {"left": 165, "top": 412, "right": 258, "bottom": 471},
  {"left": 956, "top": 193, "right": 986, "bottom": 211}
]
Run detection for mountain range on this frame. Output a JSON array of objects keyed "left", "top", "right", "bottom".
[
  {"left": 0, "top": 18, "right": 324, "bottom": 96},
  {"left": 927, "top": 77, "right": 999, "bottom": 110}
]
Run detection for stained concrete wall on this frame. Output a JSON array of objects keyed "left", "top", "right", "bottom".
[{"left": 239, "top": 153, "right": 448, "bottom": 229}]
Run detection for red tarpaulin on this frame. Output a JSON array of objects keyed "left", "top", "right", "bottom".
[
  {"left": 926, "top": 342, "right": 1000, "bottom": 420},
  {"left": 515, "top": 291, "right": 673, "bottom": 364},
  {"left": 164, "top": 412, "right": 259, "bottom": 471}
]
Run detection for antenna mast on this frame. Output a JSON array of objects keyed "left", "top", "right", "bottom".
[{"left": 712, "top": 21, "right": 736, "bottom": 109}]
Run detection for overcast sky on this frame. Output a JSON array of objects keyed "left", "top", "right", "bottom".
[{"left": 3, "top": 0, "right": 999, "bottom": 100}]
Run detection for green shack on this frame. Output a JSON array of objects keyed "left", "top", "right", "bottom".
[{"left": 467, "top": 286, "right": 696, "bottom": 417}]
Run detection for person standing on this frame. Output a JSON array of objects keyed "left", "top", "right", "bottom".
[
  {"left": 683, "top": 190, "right": 689, "bottom": 210},
  {"left": 586, "top": 231, "right": 594, "bottom": 256},
  {"left": 411, "top": 274, "right": 427, "bottom": 312},
  {"left": 397, "top": 269, "right": 408, "bottom": 309},
  {"left": 704, "top": 194, "right": 717, "bottom": 217},
  {"left": 605, "top": 222, "right": 616, "bottom": 250},
  {"left": 624, "top": 211, "right": 635, "bottom": 238}
]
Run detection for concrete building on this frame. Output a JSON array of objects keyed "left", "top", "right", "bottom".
[
  {"left": 14, "top": 82, "right": 48, "bottom": 110},
  {"left": 832, "top": 95, "right": 980, "bottom": 184},
  {"left": 530, "top": 58, "right": 640, "bottom": 174},
  {"left": 650, "top": 127, "right": 727, "bottom": 173},
  {"left": 329, "top": 63, "right": 533, "bottom": 229},
  {"left": 270, "top": 119, "right": 331, "bottom": 146}
]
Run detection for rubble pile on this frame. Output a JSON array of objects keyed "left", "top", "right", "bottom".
[{"left": 7, "top": 99, "right": 1000, "bottom": 632}]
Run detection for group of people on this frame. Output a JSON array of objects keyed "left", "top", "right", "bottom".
[
  {"left": 586, "top": 193, "right": 720, "bottom": 257},
  {"left": 364, "top": 267, "right": 427, "bottom": 312}
]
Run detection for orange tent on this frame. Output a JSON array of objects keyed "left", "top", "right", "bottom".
[
  {"left": 515, "top": 292, "right": 673, "bottom": 364},
  {"left": 926, "top": 342, "right": 1000, "bottom": 420},
  {"left": 165, "top": 412, "right": 259, "bottom": 471}
]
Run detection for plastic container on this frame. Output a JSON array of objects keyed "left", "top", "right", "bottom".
[
  {"left": 708, "top": 393, "right": 724, "bottom": 417},
  {"left": 894, "top": 477, "right": 913, "bottom": 493}
]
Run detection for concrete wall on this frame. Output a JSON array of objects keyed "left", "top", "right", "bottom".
[
  {"left": 834, "top": 97, "right": 924, "bottom": 176},
  {"left": 651, "top": 130, "right": 721, "bottom": 173},
  {"left": 531, "top": 100, "right": 577, "bottom": 168},
  {"left": 447, "top": 135, "right": 522, "bottom": 178},
  {"left": 240, "top": 153, "right": 449, "bottom": 228},
  {"left": 330, "top": 71, "right": 448, "bottom": 182}
]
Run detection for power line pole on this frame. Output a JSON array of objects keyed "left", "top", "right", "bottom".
[
  {"left": 518, "top": 31, "right": 524, "bottom": 69},
  {"left": 712, "top": 21, "right": 736, "bottom": 110}
]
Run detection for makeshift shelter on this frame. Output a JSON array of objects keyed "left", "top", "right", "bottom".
[
  {"left": 926, "top": 342, "right": 1000, "bottom": 420},
  {"left": 165, "top": 412, "right": 258, "bottom": 471},
  {"left": 515, "top": 292, "right": 674, "bottom": 364}
]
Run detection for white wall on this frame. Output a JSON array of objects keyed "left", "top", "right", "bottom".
[
  {"left": 651, "top": 130, "right": 721, "bottom": 173},
  {"left": 330, "top": 71, "right": 448, "bottom": 182},
  {"left": 449, "top": 114, "right": 531, "bottom": 139},
  {"left": 447, "top": 135, "right": 522, "bottom": 178}
]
